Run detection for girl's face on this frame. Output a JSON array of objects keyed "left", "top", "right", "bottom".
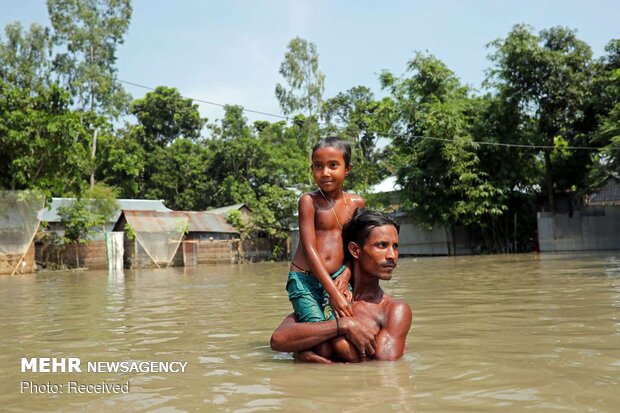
[{"left": 310, "top": 146, "right": 351, "bottom": 193}]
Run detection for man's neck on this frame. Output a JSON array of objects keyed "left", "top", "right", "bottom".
[{"left": 352, "top": 264, "right": 384, "bottom": 303}]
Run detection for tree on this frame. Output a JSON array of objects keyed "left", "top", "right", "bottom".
[
  {"left": 141, "top": 139, "right": 213, "bottom": 210},
  {"left": 322, "top": 86, "right": 395, "bottom": 191},
  {"left": 589, "top": 39, "right": 620, "bottom": 182},
  {"left": 47, "top": 0, "right": 133, "bottom": 187},
  {"left": 58, "top": 183, "right": 118, "bottom": 267},
  {"left": 204, "top": 108, "right": 306, "bottom": 256},
  {"left": 275, "top": 37, "right": 325, "bottom": 118},
  {"left": 95, "top": 126, "right": 144, "bottom": 198},
  {"left": 0, "top": 22, "right": 53, "bottom": 91},
  {"left": 0, "top": 80, "right": 91, "bottom": 195},
  {"left": 206, "top": 105, "right": 261, "bottom": 198},
  {"left": 487, "top": 24, "right": 594, "bottom": 211},
  {"left": 100, "top": 85, "right": 207, "bottom": 205},
  {"left": 469, "top": 93, "right": 541, "bottom": 252},
  {"left": 1, "top": 21, "right": 92, "bottom": 195},
  {"left": 130, "top": 86, "right": 205, "bottom": 149},
  {"left": 382, "top": 53, "right": 505, "bottom": 245}
]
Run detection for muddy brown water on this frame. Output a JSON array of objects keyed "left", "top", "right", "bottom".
[{"left": 1, "top": 253, "right": 619, "bottom": 412}]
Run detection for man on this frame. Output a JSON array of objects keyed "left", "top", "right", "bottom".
[{"left": 270, "top": 209, "right": 412, "bottom": 363}]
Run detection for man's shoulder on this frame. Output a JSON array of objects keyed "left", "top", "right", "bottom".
[{"left": 385, "top": 297, "right": 412, "bottom": 323}]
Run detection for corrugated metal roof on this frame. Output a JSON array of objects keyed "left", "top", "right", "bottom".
[
  {"left": 122, "top": 210, "right": 238, "bottom": 234},
  {"left": 590, "top": 176, "right": 620, "bottom": 205},
  {"left": 207, "top": 203, "right": 250, "bottom": 215},
  {"left": 41, "top": 198, "right": 171, "bottom": 223}
]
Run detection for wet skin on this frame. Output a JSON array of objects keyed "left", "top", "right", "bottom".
[{"left": 290, "top": 146, "right": 365, "bottom": 317}]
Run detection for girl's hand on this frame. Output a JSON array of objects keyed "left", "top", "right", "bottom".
[
  {"left": 330, "top": 291, "right": 353, "bottom": 318},
  {"left": 295, "top": 350, "right": 332, "bottom": 364},
  {"left": 334, "top": 276, "right": 352, "bottom": 302}
]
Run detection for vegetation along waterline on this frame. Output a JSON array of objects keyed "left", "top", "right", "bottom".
[{"left": 1, "top": 1, "right": 619, "bottom": 261}]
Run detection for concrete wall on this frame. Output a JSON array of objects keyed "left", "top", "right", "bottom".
[
  {"left": 395, "top": 215, "right": 472, "bottom": 256},
  {"left": 537, "top": 206, "right": 620, "bottom": 252}
]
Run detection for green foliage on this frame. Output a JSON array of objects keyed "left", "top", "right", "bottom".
[
  {"left": 98, "top": 86, "right": 207, "bottom": 206},
  {"left": 58, "top": 183, "right": 118, "bottom": 245},
  {"left": 487, "top": 24, "right": 594, "bottom": 209},
  {"left": 248, "top": 184, "right": 297, "bottom": 241},
  {"left": 322, "top": 86, "right": 395, "bottom": 191},
  {"left": 47, "top": 0, "right": 133, "bottom": 187},
  {"left": 124, "top": 222, "right": 135, "bottom": 240},
  {"left": 47, "top": 0, "right": 132, "bottom": 117},
  {"left": 275, "top": 37, "right": 325, "bottom": 117},
  {"left": 383, "top": 52, "right": 506, "bottom": 227},
  {"left": 175, "top": 219, "right": 189, "bottom": 237},
  {"left": 3, "top": 13, "right": 620, "bottom": 258},
  {"left": 589, "top": 40, "right": 620, "bottom": 180},
  {"left": 130, "top": 86, "right": 206, "bottom": 148},
  {"left": 95, "top": 127, "right": 145, "bottom": 197},
  {"left": 0, "top": 80, "right": 91, "bottom": 195},
  {"left": 141, "top": 139, "right": 213, "bottom": 210},
  {"left": 0, "top": 22, "right": 53, "bottom": 91}
]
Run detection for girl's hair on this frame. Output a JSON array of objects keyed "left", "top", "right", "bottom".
[
  {"left": 312, "top": 137, "right": 352, "bottom": 167},
  {"left": 342, "top": 208, "right": 400, "bottom": 259}
]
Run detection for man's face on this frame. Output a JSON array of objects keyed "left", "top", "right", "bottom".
[{"left": 356, "top": 225, "right": 399, "bottom": 280}]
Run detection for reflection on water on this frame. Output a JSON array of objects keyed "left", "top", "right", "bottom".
[{"left": 1, "top": 253, "right": 620, "bottom": 412}]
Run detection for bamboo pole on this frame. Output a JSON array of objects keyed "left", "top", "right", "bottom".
[{"left": 10, "top": 222, "right": 40, "bottom": 276}]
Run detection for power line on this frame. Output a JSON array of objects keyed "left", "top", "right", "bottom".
[
  {"left": 395, "top": 135, "right": 602, "bottom": 151},
  {"left": 118, "top": 78, "right": 290, "bottom": 120},
  {"left": 118, "top": 77, "right": 603, "bottom": 151}
]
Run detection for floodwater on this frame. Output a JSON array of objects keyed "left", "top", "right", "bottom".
[{"left": 1, "top": 253, "right": 619, "bottom": 413}]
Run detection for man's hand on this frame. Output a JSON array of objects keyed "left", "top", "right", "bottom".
[
  {"left": 330, "top": 291, "right": 353, "bottom": 318},
  {"left": 339, "top": 317, "right": 377, "bottom": 358}
]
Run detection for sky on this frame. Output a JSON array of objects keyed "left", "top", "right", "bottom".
[{"left": 1, "top": 0, "right": 619, "bottom": 124}]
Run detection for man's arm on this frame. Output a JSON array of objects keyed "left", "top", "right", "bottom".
[
  {"left": 270, "top": 313, "right": 377, "bottom": 356},
  {"left": 374, "top": 300, "right": 412, "bottom": 361},
  {"left": 270, "top": 313, "right": 337, "bottom": 352}
]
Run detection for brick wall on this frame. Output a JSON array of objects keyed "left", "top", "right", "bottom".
[{"left": 0, "top": 243, "right": 36, "bottom": 275}]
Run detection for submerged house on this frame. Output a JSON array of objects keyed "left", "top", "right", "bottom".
[
  {"left": 589, "top": 175, "right": 620, "bottom": 206},
  {"left": 40, "top": 198, "right": 171, "bottom": 240},
  {"left": 0, "top": 191, "right": 45, "bottom": 275},
  {"left": 37, "top": 198, "right": 171, "bottom": 269},
  {"left": 208, "top": 203, "right": 251, "bottom": 220},
  {"left": 537, "top": 175, "right": 620, "bottom": 252},
  {"left": 113, "top": 210, "right": 240, "bottom": 268}
]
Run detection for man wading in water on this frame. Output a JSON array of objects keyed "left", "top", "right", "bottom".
[{"left": 271, "top": 209, "right": 412, "bottom": 362}]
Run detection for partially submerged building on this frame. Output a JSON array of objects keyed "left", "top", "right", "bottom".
[
  {"left": 0, "top": 191, "right": 45, "bottom": 275},
  {"left": 113, "top": 210, "right": 240, "bottom": 268},
  {"left": 40, "top": 198, "right": 171, "bottom": 239},
  {"left": 537, "top": 175, "right": 620, "bottom": 252},
  {"left": 37, "top": 198, "right": 171, "bottom": 269},
  {"left": 207, "top": 203, "right": 251, "bottom": 220}
]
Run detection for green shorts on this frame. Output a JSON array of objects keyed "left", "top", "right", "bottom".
[{"left": 286, "top": 265, "right": 349, "bottom": 322}]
